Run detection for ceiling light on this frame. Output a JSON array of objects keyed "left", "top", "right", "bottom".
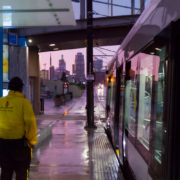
[
  {"left": 49, "top": 44, "right": 55, "bottom": 46},
  {"left": 155, "top": 48, "right": 161, "bottom": 51},
  {"left": 29, "top": 39, "right": 32, "bottom": 43},
  {"left": 54, "top": 48, "right": 59, "bottom": 50},
  {"left": 150, "top": 52, "right": 154, "bottom": 55}
]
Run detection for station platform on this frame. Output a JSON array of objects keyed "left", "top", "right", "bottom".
[{"left": 11, "top": 89, "right": 124, "bottom": 180}]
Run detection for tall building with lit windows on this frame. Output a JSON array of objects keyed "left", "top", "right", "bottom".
[
  {"left": 93, "top": 57, "right": 103, "bottom": 72},
  {"left": 72, "top": 52, "right": 85, "bottom": 82}
]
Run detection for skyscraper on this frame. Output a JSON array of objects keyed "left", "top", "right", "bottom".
[
  {"left": 59, "top": 55, "right": 66, "bottom": 73},
  {"left": 49, "top": 54, "right": 55, "bottom": 79},
  {"left": 49, "top": 66, "right": 55, "bottom": 79},
  {"left": 72, "top": 52, "right": 85, "bottom": 82},
  {"left": 93, "top": 57, "right": 103, "bottom": 72}
]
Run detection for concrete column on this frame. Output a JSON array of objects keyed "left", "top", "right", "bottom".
[
  {"left": 9, "top": 46, "right": 29, "bottom": 98},
  {"left": 28, "top": 47, "right": 40, "bottom": 115},
  {"left": 80, "top": 0, "right": 85, "bottom": 19}
]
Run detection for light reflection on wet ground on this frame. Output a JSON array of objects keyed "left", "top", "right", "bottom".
[
  {"left": 29, "top": 120, "right": 90, "bottom": 180},
  {"left": 28, "top": 88, "right": 112, "bottom": 180},
  {"left": 29, "top": 91, "right": 90, "bottom": 180}
]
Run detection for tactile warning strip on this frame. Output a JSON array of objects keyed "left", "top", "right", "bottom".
[{"left": 90, "top": 132, "right": 124, "bottom": 180}]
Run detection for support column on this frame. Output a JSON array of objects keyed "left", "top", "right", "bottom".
[
  {"left": 80, "top": 0, "right": 85, "bottom": 19},
  {"left": 86, "top": 0, "right": 95, "bottom": 128},
  {"left": 0, "top": 28, "right": 3, "bottom": 97}
]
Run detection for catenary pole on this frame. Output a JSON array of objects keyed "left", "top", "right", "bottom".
[{"left": 86, "top": 0, "right": 95, "bottom": 127}]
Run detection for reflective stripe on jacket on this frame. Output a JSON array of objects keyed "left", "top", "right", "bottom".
[{"left": 0, "top": 90, "right": 37, "bottom": 146}]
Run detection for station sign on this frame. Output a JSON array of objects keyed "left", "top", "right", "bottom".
[{"left": 86, "top": 74, "right": 94, "bottom": 81}]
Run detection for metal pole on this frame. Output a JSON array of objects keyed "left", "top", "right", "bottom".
[
  {"left": 0, "top": 28, "right": 3, "bottom": 97},
  {"left": 140, "top": 0, "right": 145, "bottom": 14},
  {"left": 80, "top": 0, "right": 85, "bottom": 19},
  {"left": 86, "top": 0, "right": 95, "bottom": 128},
  {"left": 108, "top": 0, "right": 110, "bottom": 16},
  {"left": 111, "top": 0, "right": 113, "bottom": 16},
  {"left": 131, "top": 0, "right": 135, "bottom": 15}
]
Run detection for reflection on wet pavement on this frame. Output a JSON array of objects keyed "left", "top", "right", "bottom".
[
  {"left": 28, "top": 89, "right": 124, "bottom": 180},
  {"left": 29, "top": 91, "right": 90, "bottom": 180},
  {"left": 29, "top": 120, "right": 89, "bottom": 180}
]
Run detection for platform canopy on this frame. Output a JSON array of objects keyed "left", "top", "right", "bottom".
[{"left": 0, "top": 0, "right": 76, "bottom": 27}]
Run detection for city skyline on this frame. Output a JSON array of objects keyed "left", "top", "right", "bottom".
[{"left": 39, "top": 45, "right": 119, "bottom": 75}]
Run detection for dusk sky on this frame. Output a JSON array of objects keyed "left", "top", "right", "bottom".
[{"left": 39, "top": 45, "right": 119, "bottom": 75}]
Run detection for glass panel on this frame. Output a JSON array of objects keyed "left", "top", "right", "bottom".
[
  {"left": 124, "top": 59, "right": 138, "bottom": 138},
  {"left": 110, "top": 76, "right": 115, "bottom": 115},
  {"left": 72, "top": 1, "right": 80, "bottom": 20},
  {"left": 118, "top": 64, "right": 125, "bottom": 161},
  {"left": 148, "top": 37, "right": 169, "bottom": 179},
  {"left": 93, "top": 0, "right": 109, "bottom": 18},
  {"left": 113, "top": 0, "right": 140, "bottom": 16},
  {"left": 0, "top": 0, "right": 76, "bottom": 26},
  {"left": 137, "top": 52, "right": 156, "bottom": 150}
]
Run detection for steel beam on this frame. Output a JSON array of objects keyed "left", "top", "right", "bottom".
[{"left": 0, "top": 9, "right": 69, "bottom": 13}]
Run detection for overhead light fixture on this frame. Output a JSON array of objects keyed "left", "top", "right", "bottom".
[
  {"left": 29, "top": 39, "right": 32, "bottom": 43},
  {"left": 150, "top": 52, "right": 155, "bottom": 55},
  {"left": 54, "top": 48, "right": 59, "bottom": 50},
  {"left": 49, "top": 44, "right": 55, "bottom": 46},
  {"left": 155, "top": 48, "right": 161, "bottom": 51}
]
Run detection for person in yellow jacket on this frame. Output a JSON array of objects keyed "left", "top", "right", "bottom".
[{"left": 0, "top": 77, "right": 37, "bottom": 180}]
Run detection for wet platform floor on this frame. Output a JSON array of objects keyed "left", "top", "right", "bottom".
[
  {"left": 29, "top": 89, "right": 124, "bottom": 180},
  {"left": 30, "top": 120, "right": 89, "bottom": 180}
]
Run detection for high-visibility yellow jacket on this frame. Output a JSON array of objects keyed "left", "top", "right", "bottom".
[{"left": 0, "top": 91, "right": 37, "bottom": 146}]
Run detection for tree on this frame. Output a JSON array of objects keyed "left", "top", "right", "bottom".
[{"left": 60, "top": 72, "right": 68, "bottom": 82}]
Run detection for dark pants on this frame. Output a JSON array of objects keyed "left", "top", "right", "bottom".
[{"left": 0, "top": 138, "right": 31, "bottom": 180}]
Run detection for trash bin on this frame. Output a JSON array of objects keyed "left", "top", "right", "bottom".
[
  {"left": 69, "top": 92, "right": 73, "bottom": 99},
  {"left": 40, "top": 98, "right": 44, "bottom": 112}
]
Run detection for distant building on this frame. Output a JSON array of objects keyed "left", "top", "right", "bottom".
[
  {"left": 59, "top": 55, "right": 66, "bottom": 73},
  {"left": 66, "top": 70, "right": 70, "bottom": 76},
  {"left": 72, "top": 52, "right": 85, "bottom": 82},
  {"left": 93, "top": 57, "right": 103, "bottom": 72},
  {"left": 40, "top": 70, "right": 48, "bottom": 79},
  {"left": 72, "top": 64, "right": 75, "bottom": 75},
  {"left": 49, "top": 66, "right": 55, "bottom": 80},
  {"left": 67, "top": 75, "right": 74, "bottom": 82}
]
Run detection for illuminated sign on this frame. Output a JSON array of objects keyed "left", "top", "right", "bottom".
[
  {"left": 3, "top": 6, "right": 12, "bottom": 27},
  {"left": 3, "top": 45, "right": 9, "bottom": 81},
  {"left": 86, "top": 74, "right": 94, "bottom": 81}
]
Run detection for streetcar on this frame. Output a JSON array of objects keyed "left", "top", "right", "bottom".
[{"left": 105, "top": 0, "right": 180, "bottom": 179}]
